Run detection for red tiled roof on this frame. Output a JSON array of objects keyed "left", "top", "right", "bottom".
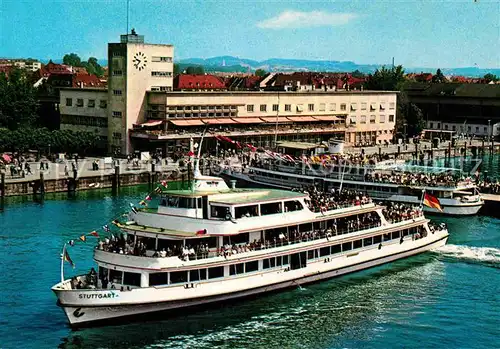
[
  {"left": 72, "top": 73, "right": 106, "bottom": 88},
  {"left": 174, "top": 74, "right": 226, "bottom": 90}
]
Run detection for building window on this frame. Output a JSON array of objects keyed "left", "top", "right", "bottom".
[
  {"left": 389, "top": 115, "right": 394, "bottom": 122},
  {"left": 430, "top": 122, "right": 434, "bottom": 129},
  {"left": 380, "top": 115, "right": 385, "bottom": 123},
  {"left": 100, "top": 100, "right": 107, "bottom": 108},
  {"left": 76, "top": 99, "right": 84, "bottom": 107},
  {"left": 151, "top": 86, "right": 172, "bottom": 92},
  {"left": 319, "top": 103, "right": 325, "bottom": 111},
  {"left": 65, "top": 98, "right": 72, "bottom": 107},
  {"left": 370, "top": 103, "right": 377, "bottom": 111},
  {"left": 361, "top": 102, "right": 367, "bottom": 110},
  {"left": 340, "top": 103, "right": 347, "bottom": 111},
  {"left": 329, "top": 103, "right": 336, "bottom": 111},
  {"left": 351, "top": 103, "right": 357, "bottom": 111},
  {"left": 112, "top": 70, "right": 123, "bottom": 76},
  {"left": 370, "top": 115, "right": 376, "bottom": 123},
  {"left": 272, "top": 104, "right": 279, "bottom": 112},
  {"left": 260, "top": 104, "right": 267, "bottom": 112},
  {"left": 112, "top": 52, "right": 122, "bottom": 57},
  {"left": 112, "top": 111, "right": 122, "bottom": 118},
  {"left": 112, "top": 132, "right": 122, "bottom": 140},
  {"left": 484, "top": 127, "right": 487, "bottom": 132},
  {"left": 452, "top": 125, "right": 456, "bottom": 131},
  {"left": 152, "top": 56, "right": 173, "bottom": 63},
  {"left": 308, "top": 103, "right": 314, "bottom": 111},
  {"left": 88, "top": 99, "right": 95, "bottom": 108},
  {"left": 296, "top": 104, "right": 304, "bottom": 112},
  {"left": 285, "top": 104, "right": 291, "bottom": 112},
  {"left": 151, "top": 71, "right": 173, "bottom": 77},
  {"left": 113, "top": 90, "right": 122, "bottom": 96},
  {"left": 475, "top": 126, "right": 479, "bottom": 132},
  {"left": 360, "top": 115, "right": 366, "bottom": 124},
  {"left": 389, "top": 102, "right": 395, "bottom": 109},
  {"left": 247, "top": 104, "right": 254, "bottom": 112},
  {"left": 380, "top": 103, "right": 386, "bottom": 110}
]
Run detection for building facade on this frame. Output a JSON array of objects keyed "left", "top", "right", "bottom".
[
  {"left": 59, "top": 32, "right": 397, "bottom": 156},
  {"left": 107, "top": 31, "right": 174, "bottom": 154}
]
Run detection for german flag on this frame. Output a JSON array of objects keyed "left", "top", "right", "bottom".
[
  {"left": 423, "top": 193, "right": 443, "bottom": 212},
  {"left": 63, "top": 249, "right": 75, "bottom": 268}
]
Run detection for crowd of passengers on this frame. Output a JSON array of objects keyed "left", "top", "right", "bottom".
[
  {"left": 294, "top": 185, "right": 372, "bottom": 212},
  {"left": 477, "top": 179, "right": 500, "bottom": 194},
  {"left": 382, "top": 202, "right": 423, "bottom": 223},
  {"left": 364, "top": 171, "right": 469, "bottom": 187}
]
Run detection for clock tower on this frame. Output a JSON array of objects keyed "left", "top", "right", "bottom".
[{"left": 107, "top": 30, "right": 174, "bottom": 155}]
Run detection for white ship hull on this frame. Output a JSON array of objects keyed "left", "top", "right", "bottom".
[{"left": 55, "top": 231, "right": 448, "bottom": 327}]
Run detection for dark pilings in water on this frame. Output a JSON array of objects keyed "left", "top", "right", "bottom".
[{"left": 112, "top": 165, "right": 120, "bottom": 194}]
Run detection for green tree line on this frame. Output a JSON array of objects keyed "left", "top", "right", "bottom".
[{"left": 63, "top": 53, "right": 104, "bottom": 77}]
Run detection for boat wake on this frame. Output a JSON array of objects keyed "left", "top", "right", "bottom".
[{"left": 434, "top": 244, "right": 500, "bottom": 268}]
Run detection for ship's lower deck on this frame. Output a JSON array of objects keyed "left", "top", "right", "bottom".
[{"left": 56, "top": 229, "right": 448, "bottom": 327}]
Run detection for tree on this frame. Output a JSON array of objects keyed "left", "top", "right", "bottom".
[
  {"left": 255, "top": 69, "right": 267, "bottom": 77},
  {"left": 63, "top": 53, "right": 82, "bottom": 67},
  {"left": 484, "top": 73, "right": 498, "bottom": 82},
  {"left": 364, "top": 65, "right": 405, "bottom": 91},
  {"left": 351, "top": 69, "right": 365, "bottom": 78},
  {"left": 84, "top": 57, "right": 104, "bottom": 77},
  {"left": 432, "top": 68, "right": 447, "bottom": 83},
  {"left": 0, "top": 68, "right": 39, "bottom": 130},
  {"left": 364, "top": 66, "right": 424, "bottom": 138},
  {"left": 185, "top": 66, "right": 205, "bottom": 75},
  {"left": 173, "top": 63, "right": 181, "bottom": 75}
]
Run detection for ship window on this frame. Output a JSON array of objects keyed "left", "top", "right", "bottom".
[
  {"left": 210, "top": 205, "right": 228, "bottom": 219},
  {"left": 208, "top": 266, "right": 224, "bottom": 279},
  {"left": 331, "top": 245, "right": 341, "bottom": 254},
  {"left": 245, "top": 261, "right": 259, "bottom": 273},
  {"left": 284, "top": 200, "right": 303, "bottom": 212},
  {"left": 123, "top": 272, "right": 141, "bottom": 287},
  {"left": 307, "top": 250, "right": 316, "bottom": 260},
  {"left": 170, "top": 271, "right": 188, "bottom": 284},
  {"left": 149, "top": 272, "right": 168, "bottom": 286},
  {"left": 98, "top": 266, "right": 108, "bottom": 280},
  {"left": 263, "top": 259, "right": 270, "bottom": 269},
  {"left": 189, "top": 269, "right": 207, "bottom": 281},
  {"left": 342, "top": 242, "right": 352, "bottom": 251},
  {"left": 363, "top": 237, "right": 373, "bottom": 246},
  {"left": 223, "top": 232, "right": 249, "bottom": 245},
  {"left": 230, "top": 263, "right": 244, "bottom": 275},
  {"left": 109, "top": 269, "right": 123, "bottom": 284},
  {"left": 260, "top": 202, "right": 282, "bottom": 215},
  {"left": 235, "top": 205, "right": 258, "bottom": 218},
  {"left": 191, "top": 236, "right": 217, "bottom": 248},
  {"left": 269, "top": 257, "right": 276, "bottom": 268},
  {"left": 281, "top": 255, "right": 289, "bottom": 265},
  {"left": 373, "top": 235, "right": 382, "bottom": 244},
  {"left": 136, "top": 236, "right": 156, "bottom": 251},
  {"left": 353, "top": 240, "right": 362, "bottom": 249},
  {"left": 320, "top": 246, "right": 330, "bottom": 257},
  {"left": 388, "top": 232, "right": 396, "bottom": 240},
  {"left": 157, "top": 238, "right": 182, "bottom": 252}
]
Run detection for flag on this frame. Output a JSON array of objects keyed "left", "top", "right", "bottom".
[
  {"left": 129, "top": 203, "right": 138, "bottom": 214},
  {"left": 63, "top": 249, "right": 75, "bottom": 268},
  {"left": 160, "top": 180, "right": 168, "bottom": 187},
  {"left": 139, "top": 200, "right": 147, "bottom": 206},
  {"left": 196, "top": 229, "right": 207, "bottom": 235},
  {"left": 89, "top": 231, "right": 99, "bottom": 237},
  {"left": 79, "top": 235, "right": 86, "bottom": 242},
  {"left": 154, "top": 186, "right": 162, "bottom": 194},
  {"left": 103, "top": 225, "right": 110, "bottom": 232},
  {"left": 423, "top": 193, "right": 443, "bottom": 212},
  {"left": 145, "top": 195, "right": 152, "bottom": 201},
  {"left": 68, "top": 240, "right": 75, "bottom": 246},
  {"left": 111, "top": 220, "right": 119, "bottom": 226},
  {"left": 187, "top": 150, "right": 195, "bottom": 157},
  {"left": 246, "top": 143, "right": 257, "bottom": 152}
]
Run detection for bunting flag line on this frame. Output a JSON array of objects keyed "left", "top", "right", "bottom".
[
  {"left": 103, "top": 225, "right": 110, "bottom": 232},
  {"left": 89, "top": 231, "right": 99, "bottom": 237},
  {"left": 139, "top": 200, "right": 147, "bottom": 206},
  {"left": 154, "top": 186, "right": 162, "bottom": 194},
  {"left": 68, "top": 240, "right": 75, "bottom": 247},
  {"left": 129, "top": 203, "right": 138, "bottom": 214},
  {"left": 196, "top": 229, "right": 207, "bottom": 235},
  {"left": 160, "top": 180, "right": 168, "bottom": 187},
  {"left": 145, "top": 195, "right": 152, "bottom": 201},
  {"left": 63, "top": 249, "right": 75, "bottom": 268},
  {"left": 79, "top": 235, "right": 87, "bottom": 242}
]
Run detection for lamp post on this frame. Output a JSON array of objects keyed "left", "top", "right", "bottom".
[{"left": 403, "top": 123, "right": 408, "bottom": 144}]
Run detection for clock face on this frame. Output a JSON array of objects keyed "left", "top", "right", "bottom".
[{"left": 133, "top": 52, "right": 147, "bottom": 71}]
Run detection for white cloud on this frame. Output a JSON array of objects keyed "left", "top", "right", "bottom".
[{"left": 256, "top": 10, "right": 358, "bottom": 29}]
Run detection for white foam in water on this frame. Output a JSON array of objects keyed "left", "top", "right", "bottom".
[{"left": 436, "top": 244, "right": 500, "bottom": 266}]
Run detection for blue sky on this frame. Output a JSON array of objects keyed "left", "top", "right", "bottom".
[{"left": 1, "top": 0, "right": 499, "bottom": 68}]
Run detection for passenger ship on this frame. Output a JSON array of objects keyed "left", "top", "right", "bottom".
[
  {"left": 52, "top": 167, "right": 449, "bottom": 327},
  {"left": 224, "top": 161, "right": 483, "bottom": 216}
]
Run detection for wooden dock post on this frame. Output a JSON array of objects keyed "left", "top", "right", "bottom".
[
  {"left": 0, "top": 172, "right": 5, "bottom": 199},
  {"left": 39, "top": 172, "right": 45, "bottom": 195}
]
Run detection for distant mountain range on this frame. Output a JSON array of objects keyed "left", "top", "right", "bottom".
[
  {"left": 41, "top": 56, "right": 499, "bottom": 77},
  {"left": 178, "top": 56, "right": 500, "bottom": 77}
]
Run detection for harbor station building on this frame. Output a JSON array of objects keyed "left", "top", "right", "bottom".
[{"left": 59, "top": 32, "right": 398, "bottom": 156}]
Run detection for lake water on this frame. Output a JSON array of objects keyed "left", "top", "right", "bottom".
[{"left": 1, "top": 162, "right": 499, "bottom": 348}]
